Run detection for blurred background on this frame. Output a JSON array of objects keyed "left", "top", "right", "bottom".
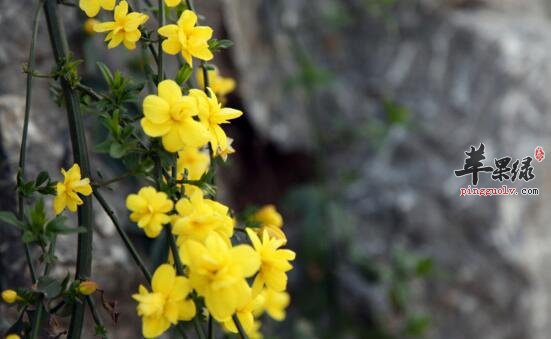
[{"left": 2, "top": 0, "right": 551, "bottom": 338}]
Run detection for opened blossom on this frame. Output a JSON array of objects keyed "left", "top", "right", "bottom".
[
  {"left": 196, "top": 67, "right": 236, "bottom": 101},
  {"left": 258, "top": 289, "right": 290, "bottom": 321},
  {"left": 254, "top": 204, "right": 287, "bottom": 243},
  {"left": 79, "top": 0, "right": 114, "bottom": 17},
  {"left": 247, "top": 229, "right": 296, "bottom": 294},
  {"left": 133, "top": 264, "right": 196, "bottom": 338},
  {"left": 180, "top": 232, "right": 260, "bottom": 321},
  {"left": 54, "top": 164, "right": 92, "bottom": 215},
  {"left": 141, "top": 80, "right": 209, "bottom": 152},
  {"left": 189, "top": 88, "right": 242, "bottom": 153},
  {"left": 177, "top": 146, "right": 210, "bottom": 181},
  {"left": 172, "top": 189, "right": 234, "bottom": 244},
  {"left": 217, "top": 136, "right": 235, "bottom": 161},
  {"left": 223, "top": 289, "right": 264, "bottom": 335},
  {"left": 93, "top": 1, "right": 148, "bottom": 50},
  {"left": 126, "top": 186, "right": 173, "bottom": 238},
  {"left": 158, "top": 10, "right": 213, "bottom": 65}
]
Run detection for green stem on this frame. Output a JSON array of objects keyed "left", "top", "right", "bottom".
[
  {"left": 93, "top": 189, "right": 152, "bottom": 283},
  {"left": 193, "top": 317, "right": 207, "bottom": 339},
  {"left": 157, "top": 0, "right": 165, "bottom": 82},
  {"left": 43, "top": 237, "right": 56, "bottom": 275},
  {"left": 232, "top": 314, "right": 248, "bottom": 339},
  {"left": 43, "top": 1, "right": 93, "bottom": 337},
  {"left": 86, "top": 296, "right": 109, "bottom": 339},
  {"left": 184, "top": 0, "right": 194, "bottom": 11},
  {"left": 19, "top": 0, "right": 44, "bottom": 285},
  {"left": 29, "top": 299, "right": 44, "bottom": 339},
  {"left": 207, "top": 315, "right": 214, "bottom": 339},
  {"left": 201, "top": 62, "right": 210, "bottom": 92}
]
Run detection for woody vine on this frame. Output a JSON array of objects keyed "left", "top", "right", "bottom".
[{"left": 0, "top": 0, "right": 295, "bottom": 338}]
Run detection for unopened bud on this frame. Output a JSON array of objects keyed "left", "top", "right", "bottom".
[
  {"left": 78, "top": 281, "right": 98, "bottom": 295},
  {"left": 1, "top": 289, "right": 17, "bottom": 304}
]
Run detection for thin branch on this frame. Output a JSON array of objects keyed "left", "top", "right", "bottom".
[
  {"left": 232, "top": 314, "right": 248, "bottom": 339},
  {"left": 86, "top": 296, "right": 109, "bottom": 339},
  {"left": 93, "top": 189, "right": 152, "bottom": 283},
  {"left": 19, "top": 0, "right": 44, "bottom": 285}
]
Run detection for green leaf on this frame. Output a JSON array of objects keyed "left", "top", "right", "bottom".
[
  {"left": 18, "top": 180, "right": 36, "bottom": 197},
  {"left": 109, "top": 142, "right": 127, "bottom": 159},
  {"left": 46, "top": 216, "right": 87, "bottom": 235},
  {"left": 36, "top": 171, "right": 50, "bottom": 186},
  {"left": 208, "top": 38, "right": 234, "bottom": 52},
  {"left": 95, "top": 139, "right": 113, "bottom": 153},
  {"left": 0, "top": 211, "right": 25, "bottom": 230},
  {"left": 97, "top": 62, "right": 114, "bottom": 87},
  {"left": 37, "top": 184, "right": 57, "bottom": 196},
  {"left": 175, "top": 63, "right": 193, "bottom": 85},
  {"left": 21, "top": 231, "right": 36, "bottom": 243},
  {"left": 28, "top": 199, "right": 47, "bottom": 233},
  {"left": 217, "top": 39, "right": 234, "bottom": 49},
  {"left": 37, "top": 276, "right": 62, "bottom": 298}
]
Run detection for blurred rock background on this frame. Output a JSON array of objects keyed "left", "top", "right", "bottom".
[{"left": 3, "top": 0, "right": 551, "bottom": 338}]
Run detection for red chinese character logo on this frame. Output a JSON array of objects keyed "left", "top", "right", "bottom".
[{"left": 535, "top": 146, "right": 545, "bottom": 162}]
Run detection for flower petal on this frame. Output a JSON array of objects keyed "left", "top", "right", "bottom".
[
  {"left": 158, "top": 80, "right": 182, "bottom": 106},
  {"left": 178, "top": 10, "right": 197, "bottom": 31},
  {"left": 79, "top": 0, "right": 101, "bottom": 17},
  {"left": 143, "top": 95, "right": 170, "bottom": 123},
  {"left": 114, "top": 0, "right": 128, "bottom": 21},
  {"left": 141, "top": 118, "right": 171, "bottom": 137},
  {"left": 152, "top": 264, "right": 176, "bottom": 295}
]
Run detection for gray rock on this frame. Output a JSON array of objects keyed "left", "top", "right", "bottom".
[{"left": 219, "top": 0, "right": 551, "bottom": 338}]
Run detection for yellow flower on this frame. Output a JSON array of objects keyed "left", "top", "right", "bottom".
[
  {"left": 54, "top": 164, "right": 92, "bottom": 215},
  {"left": 254, "top": 205, "right": 286, "bottom": 243},
  {"left": 177, "top": 147, "right": 210, "bottom": 181},
  {"left": 180, "top": 232, "right": 260, "bottom": 321},
  {"left": 189, "top": 88, "right": 242, "bottom": 153},
  {"left": 222, "top": 291, "right": 264, "bottom": 335},
  {"left": 164, "top": 0, "right": 181, "bottom": 7},
  {"left": 84, "top": 19, "right": 100, "bottom": 35},
  {"left": 254, "top": 205, "right": 283, "bottom": 228},
  {"left": 249, "top": 321, "right": 264, "bottom": 339},
  {"left": 78, "top": 281, "right": 98, "bottom": 295},
  {"left": 5, "top": 334, "right": 21, "bottom": 339},
  {"left": 79, "top": 0, "right": 115, "bottom": 17},
  {"left": 247, "top": 229, "right": 295, "bottom": 294},
  {"left": 141, "top": 80, "right": 210, "bottom": 152},
  {"left": 217, "top": 137, "right": 235, "bottom": 161},
  {"left": 126, "top": 186, "right": 174, "bottom": 238},
  {"left": 1, "top": 289, "right": 17, "bottom": 304},
  {"left": 133, "top": 264, "right": 196, "bottom": 338},
  {"left": 196, "top": 67, "right": 236, "bottom": 101},
  {"left": 172, "top": 189, "right": 234, "bottom": 244},
  {"left": 158, "top": 10, "right": 213, "bottom": 65},
  {"left": 93, "top": 1, "right": 148, "bottom": 50},
  {"left": 259, "top": 289, "right": 290, "bottom": 321}
]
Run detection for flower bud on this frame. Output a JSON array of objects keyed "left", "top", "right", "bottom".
[
  {"left": 78, "top": 281, "right": 98, "bottom": 295},
  {"left": 1, "top": 289, "right": 17, "bottom": 304},
  {"left": 84, "top": 19, "right": 99, "bottom": 35},
  {"left": 254, "top": 205, "right": 283, "bottom": 228}
]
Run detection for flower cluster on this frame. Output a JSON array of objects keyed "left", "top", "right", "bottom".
[{"left": 77, "top": 1, "right": 295, "bottom": 337}]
